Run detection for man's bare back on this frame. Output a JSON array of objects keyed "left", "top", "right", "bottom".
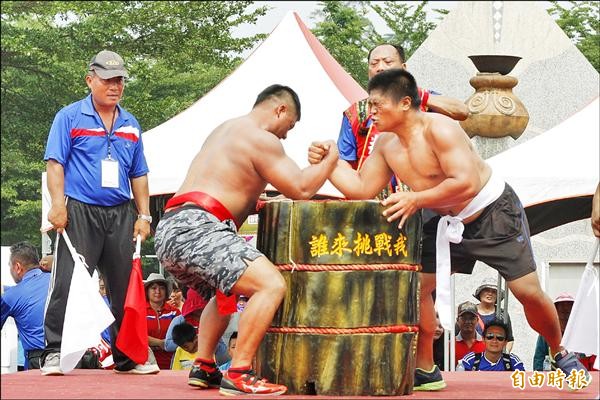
[{"left": 172, "top": 92, "right": 337, "bottom": 224}]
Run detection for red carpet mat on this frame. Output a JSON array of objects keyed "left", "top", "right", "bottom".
[{"left": 1, "top": 370, "right": 598, "bottom": 399}]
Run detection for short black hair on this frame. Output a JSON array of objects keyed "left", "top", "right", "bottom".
[
  {"left": 9, "top": 242, "right": 40, "bottom": 268},
  {"left": 172, "top": 322, "right": 196, "bottom": 347},
  {"left": 367, "top": 44, "right": 406, "bottom": 64},
  {"left": 229, "top": 331, "right": 238, "bottom": 345},
  {"left": 367, "top": 68, "right": 421, "bottom": 109},
  {"left": 254, "top": 84, "right": 301, "bottom": 121},
  {"left": 483, "top": 318, "right": 509, "bottom": 337}
]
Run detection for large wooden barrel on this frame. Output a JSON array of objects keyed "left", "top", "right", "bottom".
[{"left": 255, "top": 200, "right": 422, "bottom": 396}]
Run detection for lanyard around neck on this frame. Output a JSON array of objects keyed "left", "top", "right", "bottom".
[{"left": 92, "top": 101, "right": 117, "bottom": 159}]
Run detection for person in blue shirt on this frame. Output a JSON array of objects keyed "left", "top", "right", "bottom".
[
  {"left": 458, "top": 319, "right": 525, "bottom": 371},
  {"left": 42, "top": 49, "right": 155, "bottom": 376},
  {"left": 1, "top": 242, "right": 51, "bottom": 370}
]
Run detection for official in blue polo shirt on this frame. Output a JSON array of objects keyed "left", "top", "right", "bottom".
[
  {"left": 1, "top": 242, "right": 50, "bottom": 370},
  {"left": 41, "top": 49, "right": 157, "bottom": 376}
]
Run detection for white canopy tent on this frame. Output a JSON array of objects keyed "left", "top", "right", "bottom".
[
  {"left": 487, "top": 97, "right": 599, "bottom": 234},
  {"left": 142, "top": 11, "right": 366, "bottom": 198}
]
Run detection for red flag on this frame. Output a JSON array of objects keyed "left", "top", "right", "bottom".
[
  {"left": 116, "top": 250, "right": 148, "bottom": 365},
  {"left": 216, "top": 290, "right": 237, "bottom": 315}
]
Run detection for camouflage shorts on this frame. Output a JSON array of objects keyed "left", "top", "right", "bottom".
[{"left": 154, "top": 205, "right": 263, "bottom": 301}]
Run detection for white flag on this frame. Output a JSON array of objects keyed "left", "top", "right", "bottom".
[
  {"left": 561, "top": 238, "right": 600, "bottom": 369},
  {"left": 40, "top": 172, "right": 53, "bottom": 233},
  {"left": 59, "top": 231, "right": 115, "bottom": 372}
]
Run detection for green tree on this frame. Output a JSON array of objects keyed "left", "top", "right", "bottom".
[
  {"left": 311, "top": 1, "right": 381, "bottom": 87},
  {"left": 548, "top": 0, "right": 600, "bottom": 72},
  {"left": 1, "top": 1, "right": 267, "bottom": 246},
  {"left": 310, "top": 1, "right": 448, "bottom": 88},
  {"left": 370, "top": 1, "right": 438, "bottom": 61}
]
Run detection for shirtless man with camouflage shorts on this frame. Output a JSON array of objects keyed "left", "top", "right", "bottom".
[{"left": 154, "top": 84, "right": 338, "bottom": 395}]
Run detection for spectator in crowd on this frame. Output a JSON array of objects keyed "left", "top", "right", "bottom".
[
  {"left": 171, "top": 322, "right": 198, "bottom": 371},
  {"left": 432, "top": 313, "right": 446, "bottom": 371},
  {"left": 236, "top": 295, "right": 248, "bottom": 313},
  {"left": 224, "top": 295, "right": 249, "bottom": 343},
  {"left": 39, "top": 255, "right": 54, "bottom": 273},
  {"left": 533, "top": 293, "right": 597, "bottom": 371},
  {"left": 164, "top": 289, "right": 229, "bottom": 372},
  {"left": 455, "top": 301, "right": 486, "bottom": 366},
  {"left": 1, "top": 242, "right": 50, "bottom": 369},
  {"left": 168, "top": 279, "right": 185, "bottom": 312},
  {"left": 219, "top": 332, "right": 238, "bottom": 372},
  {"left": 145, "top": 273, "right": 181, "bottom": 369},
  {"left": 42, "top": 49, "right": 154, "bottom": 375},
  {"left": 473, "top": 278, "right": 514, "bottom": 352},
  {"left": 458, "top": 319, "right": 524, "bottom": 371}
]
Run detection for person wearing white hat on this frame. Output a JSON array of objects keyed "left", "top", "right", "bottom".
[
  {"left": 144, "top": 273, "right": 180, "bottom": 370},
  {"left": 531, "top": 293, "right": 597, "bottom": 371},
  {"left": 473, "top": 278, "right": 514, "bottom": 352}
]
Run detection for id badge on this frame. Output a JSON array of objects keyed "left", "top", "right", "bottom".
[{"left": 101, "top": 158, "right": 119, "bottom": 188}]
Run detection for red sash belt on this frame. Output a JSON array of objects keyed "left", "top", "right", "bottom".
[
  {"left": 164, "top": 191, "right": 239, "bottom": 315},
  {"left": 165, "top": 191, "right": 241, "bottom": 229}
]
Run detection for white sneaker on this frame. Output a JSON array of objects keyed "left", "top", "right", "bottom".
[
  {"left": 114, "top": 361, "right": 160, "bottom": 375},
  {"left": 114, "top": 348, "right": 160, "bottom": 375},
  {"left": 41, "top": 352, "right": 64, "bottom": 376}
]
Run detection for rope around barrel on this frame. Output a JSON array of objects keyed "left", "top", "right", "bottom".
[
  {"left": 267, "top": 325, "right": 419, "bottom": 334},
  {"left": 274, "top": 263, "right": 421, "bottom": 272}
]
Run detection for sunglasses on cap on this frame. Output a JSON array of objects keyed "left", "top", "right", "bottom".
[{"left": 484, "top": 333, "right": 506, "bottom": 341}]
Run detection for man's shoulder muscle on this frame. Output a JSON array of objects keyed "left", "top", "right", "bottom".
[{"left": 424, "top": 114, "right": 467, "bottom": 147}]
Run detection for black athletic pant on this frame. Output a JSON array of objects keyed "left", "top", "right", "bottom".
[{"left": 43, "top": 198, "right": 137, "bottom": 371}]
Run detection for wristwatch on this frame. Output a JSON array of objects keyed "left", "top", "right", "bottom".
[{"left": 138, "top": 214, "right": 152, "bottom": 224}]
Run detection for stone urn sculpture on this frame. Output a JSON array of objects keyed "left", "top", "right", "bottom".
[{"left": 460, "top": 55, "right": 529, "bottom": 139}]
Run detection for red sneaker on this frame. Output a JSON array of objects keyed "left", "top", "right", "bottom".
[{"left": 219, "top": 370, "right": 287, "bottom": 396}]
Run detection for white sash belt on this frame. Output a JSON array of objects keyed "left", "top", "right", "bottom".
[{"left": 435, "top": 172, "right": 505, "bottom": 329}]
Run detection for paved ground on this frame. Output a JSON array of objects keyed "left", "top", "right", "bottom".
[{"left": 1, "top": 370, "right": 598, "bottom": 399}]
